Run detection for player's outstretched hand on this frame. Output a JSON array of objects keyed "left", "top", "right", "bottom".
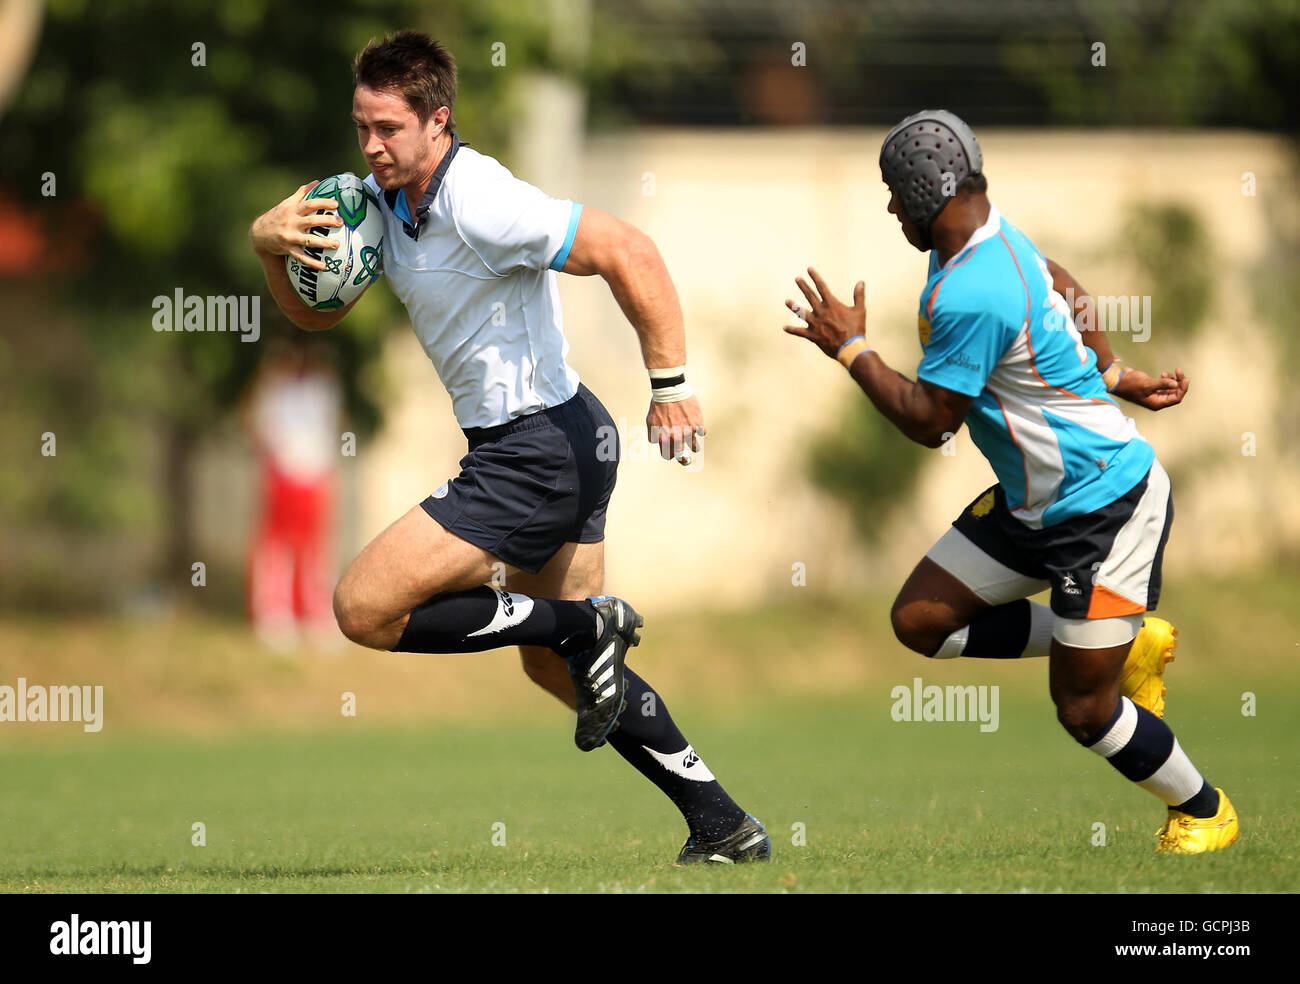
[
  {"left": 647, "top": 396, "right": 706, "bottom": 466},
  {"left": 783, "top": 268, "right": 866, "bottom": 358},
  {"left": 1115, "top": 366, "right": 1190, "bottom": 410},
  {"left": 249, "top": 181, "right": 344, "bottom": 271}
]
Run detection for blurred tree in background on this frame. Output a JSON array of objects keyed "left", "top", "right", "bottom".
[
  {"left": 808, "top": 402, "right": 929, "bottom": 545},
  {"left": 1121, "top": 203, "right": 1214, "bottom": 348},
  {"left": 2, "top": 0, "right": 1297, "bottom": 607},
  {"left": 0, "top": 0, "right": 559, "bottom": 609},
  {"left": 1004, "top": 0, "right": 1300, "bottom": 131},
  {"left": 591, "top": 0, "right": 1300, "bottom": 131}
]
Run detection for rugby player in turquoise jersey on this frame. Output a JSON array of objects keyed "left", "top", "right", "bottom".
[{"left": 784, "top": 110, "right": 1236, "bottom": 854}]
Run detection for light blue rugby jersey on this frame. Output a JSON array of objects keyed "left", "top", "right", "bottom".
[{"left": 916, "top": 204, "right": 1154, "bottom": 528}]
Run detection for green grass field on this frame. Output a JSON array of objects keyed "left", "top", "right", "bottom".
[
  {"left": 2, "top": 573, "right": 1298, "bottom": 893},
  {"left": 2, "top": 691, "right": 1295, "bottom": 893}
]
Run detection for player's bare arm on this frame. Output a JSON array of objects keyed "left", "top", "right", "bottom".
[
  {"left": 250, "top": 181, "right": 358, "bottom": 331},
  {"left": 784, "top": 267, "right": 973, "bottom": 447},
  {"left": 1045, "top": 257, "right": 1189, "bottom": 410},
  {"left": 560, "top": 206, "right": 705, "bottom": 464}
]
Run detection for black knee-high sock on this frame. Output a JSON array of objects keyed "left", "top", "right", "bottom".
[
  {"left": 392, "top": 586, "right": 596, "bottom": 657},
  {"left": 606, "top": 668, "right": 748, "bottom": 843},
  {"left": 966, "top": 600, "right": 1031, "bottom": 657},
  {"left": 928, "top": 599, "right": 1054, "bottom": 659}
]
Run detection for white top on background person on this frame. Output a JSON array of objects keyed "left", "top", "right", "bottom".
[{"left": 250, "top": 367, "right": 341, "bottom": 482}]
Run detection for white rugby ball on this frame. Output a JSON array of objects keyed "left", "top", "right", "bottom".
[{"left": 286, "top": 173, "right": 384, "bottom": 311}]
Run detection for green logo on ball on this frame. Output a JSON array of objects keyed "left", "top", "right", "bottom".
[
  {"left": 313, "top": 176, "right": 340, "bottom": 201},
  {"left": 338, "top": 185, "right": 365, "bottom": 228},
  {"left": 353, "top": 245, "right": 381, "bottom": 286}
]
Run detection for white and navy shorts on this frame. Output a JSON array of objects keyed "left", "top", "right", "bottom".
[
  {"left": 928, "top": 460, "right": 1173, "bottom": 622},
  {"left": 420, "top": 384, "right": 619, "bottom": 575}
]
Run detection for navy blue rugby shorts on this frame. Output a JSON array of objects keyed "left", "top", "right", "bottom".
[{"left": 420, "top": 384, "right": 619, "bottom": 574}]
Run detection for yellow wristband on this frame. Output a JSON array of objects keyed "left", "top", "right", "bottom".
[{"left": 836, "top": 336, "right": 872, "bottom": 369}]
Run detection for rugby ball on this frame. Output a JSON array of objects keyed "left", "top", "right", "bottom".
[{"left": 286, "top": 173, "right": 384, "bottom": 311}]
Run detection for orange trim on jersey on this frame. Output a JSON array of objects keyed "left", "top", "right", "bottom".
[
  {"left": 1023, "top": 326, "right": 1114, "bottom": 407},
  {"left": 997, "top": 230, "right": 1033, "bottom": 329},
  {"left": 1087, "top": 583, "right": 1147, "bottom": 619},
  {"left": 992, "top": 391, "right": 1031, "bottom": 510},
  {"left": 925, "top": 246, "right": 979, "bottom": 321},
  {"left": 997, "top": 231, "right": 1112, "bottom": 408}
]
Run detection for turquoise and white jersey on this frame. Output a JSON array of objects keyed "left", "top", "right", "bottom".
[{"left": 915, "top": 204, "right": 1154, "bottom": 528}]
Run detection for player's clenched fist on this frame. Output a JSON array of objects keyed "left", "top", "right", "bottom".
[
  {"left": 648, "top": 396, "right": 706, "bottom": 466},
  {"left": 249, "top": 181, "right": 344, "bottom": 272}
]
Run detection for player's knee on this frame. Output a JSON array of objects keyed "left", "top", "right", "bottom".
[
  {"left": 1053, "top": 691, "right": 1113, "bottom": 743},
  {"left": 890, "top": 599, "right": 939, "bottom": 656},
  {"left": 333, "top": 600, "right": 368, "bottom": 646},
  {"left": 332, "top": 581, "right": 380, "bottom": 648}
]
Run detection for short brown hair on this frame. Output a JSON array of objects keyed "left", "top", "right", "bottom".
[{"left": 353, "top": 31, "right": 457, "bottom": 129}]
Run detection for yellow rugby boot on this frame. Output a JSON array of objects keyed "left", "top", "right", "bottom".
[
  {"left": 1121, "top": 617, "right": 1177, "bottom": 719},
  {"left": 1155, "top": 788, "right": 1240, "bottom": 854}
]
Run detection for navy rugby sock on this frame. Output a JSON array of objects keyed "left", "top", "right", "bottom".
[
  {"left": 607, "top": 669, "right": 748, "bottom": 843},
  {"left": 929, "top": 599, "right": 1054, "bottom": 659},
  {"left": 1081, "top": 697, "right": 1220, "bottom": 818},
  {"left": 391, "top": 586, "right": 596, "bottom": 657}
]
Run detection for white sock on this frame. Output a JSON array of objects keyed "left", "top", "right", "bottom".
[{"left": 1024, "top": 601, "right": 1054, "bottom": 658}]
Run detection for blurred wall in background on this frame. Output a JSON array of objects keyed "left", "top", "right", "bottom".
[
  {"left": 7, "top": 0, "right": 1299, "bottom": 617},
  {"left": 185, "top": 127, "right": 1296, "bottom": 608}
]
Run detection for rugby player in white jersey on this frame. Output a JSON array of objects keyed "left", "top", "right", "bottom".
[
  {"left": 250, "top": 31, "right": 769, "bottom": 864},
  {"left": 784, "top": 110, "right": 1237, "bottom": 854}
]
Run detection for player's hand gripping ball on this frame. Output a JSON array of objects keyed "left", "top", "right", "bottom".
[{"left": 286, "top": 173, "right": 385, "bottom": 311}]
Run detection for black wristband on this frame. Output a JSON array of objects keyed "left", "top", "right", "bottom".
[{"left": 650, "top": 374, "right": 686, "bottom": 389}]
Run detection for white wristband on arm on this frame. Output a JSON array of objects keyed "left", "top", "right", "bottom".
[{"left": 649, "top": 365, "right": 693, "bottom": 403}]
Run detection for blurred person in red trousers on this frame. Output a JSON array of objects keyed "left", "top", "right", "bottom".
[{"left": 244, "top": 338, "right": 343, "bottom": 649}]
